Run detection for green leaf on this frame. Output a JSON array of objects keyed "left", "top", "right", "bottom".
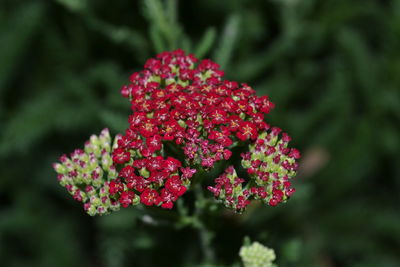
[
  {"left": 213, "top": 14, "right": 241, "bottom": 69},
  {"left": 86, "top": 17, "right": 149, "bottom": 58},
  {"left": 0, "top": 2, "right": 44, "bottom": 94},
  {"left": 0, "top": 87, "right": 94, "bottom": 157},
  {"left": 195, "top": 27, "right": 217, "bottom": 59},
  {"left": 143, "top": 0, "right": 185, "bottom": 50},
  {"left": 54, "top": 0, "right": 88, "bottom": 12},
  {"left": 0, "top": 91, "right": 63, "bottom": 156},
  {"left": 149, "top": 26, "right": 166, "bottom": 53}
]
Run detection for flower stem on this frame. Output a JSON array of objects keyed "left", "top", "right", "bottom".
[{"left": 193, "top": 183, "right": 215, "bottom": 263}]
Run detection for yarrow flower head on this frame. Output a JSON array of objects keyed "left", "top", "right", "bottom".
[
  {"left": 54, "top": 49, "right": 300, "bottom": 215},
  {"left": 207, "top": 166, "right": 250, "bottom": 212},
  {"left": 52, "top": 129, "right": 132, "bottom": 215},
  {"left": 239, "top": 241, "right": 277, "bottom": 267}
]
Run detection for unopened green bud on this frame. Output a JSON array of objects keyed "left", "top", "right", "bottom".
[
  {"left": 53, "top": 128, "right": 123, "bottom": 216},
  {"left": 240, "top": 241, "right": 276, "bottom": 267}
]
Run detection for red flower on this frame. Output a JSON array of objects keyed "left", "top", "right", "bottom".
[
  {"left": 145, "top": 156, "right": 164, "bottom": 171},
  {"left": 125, "top": 176, "right": 139, "bottom": 189},
  {"left": 146, "top": 134, "right": 162, "bottom": 152},
  {"left": 119, "top": 191, "right": 135, "bottom": 208},
  {"left": 160, "top": 188, "right": 178, "bottom": 209},
  {"left": 119, "top": 165, "right": 135, "bottom": 179},
  {"left": 223, "top": 149, "right": 232, "bottom": 160},
  {"left": 221, "top": 98, "right": 239, "bottom": 113},
  {"left": 112, "top": 148, "right": 130, "bottom": 164},
  {"left": 180, "top": 167, "right": 197, "bottom": 179},
  {"left": 289, "top": 148, "right": 301, "bottom": 159},
  {"left": 139, "top": 118, "right": 158, "bottom": 137},
  {"left": 161, "top": 202, "right": 174, "bottom": 209},
  {"left": 236, "top": 121, "right": 258, "bottom": 141},
  {"left": 162, "top": 119, "right": 183, "bottom": 140},
  {"left": 140, "top": 189, "right": 160, "bottom": 206},
  {"left": 269, "top": 197, "right": 279, "bottom": 207},
  {"left": 203, "top": 93, "right": 222, "bottom": 106},
  {"left": 109, "top": 179, "right": 124, "bottom": 195},
  {"left": 128, "top": 112, "right": 146, "bottom": 127},
  {"left": 148, "top": 171, "right": 168, "bottom": 184},
  {"left": 226, "top": 115, "right": 241, "bottom": 131},
  {"left": 209, "top": 109, "right": 227, "bottom": 124},
  {"left": 255, "top": 95, "right": 275, "bottom": 114},
  {"left": 165, "top": 176, "right": 186, "bottom": 196},
  {"left": 163, "top": 157, "right": 182, "bottom": 173},
  {"left": 209, "top": 131, "right": 233, "bottom": 147}
]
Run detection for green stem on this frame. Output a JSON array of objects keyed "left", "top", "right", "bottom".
[
  {"left": 198, "top": 223, "right": 214, "bottom": 263},
  {"left": 193, "top": 183, "right": 215, "bottom": 263}
]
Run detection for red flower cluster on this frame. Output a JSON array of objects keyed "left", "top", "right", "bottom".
[
  {"left": 240, "top": 128, "right": 300, "bottom": 208},
  {"left": 110, "top": 49, "right": 278, "bottom": 210},
  {"left": 208, "top": 166, "right": 251, "bottom": 212},
  {"left": 53, "top": 129, "right": 124, "bottom": 216},
  {"left": 54, "top": 50, "right": 300, "bottom": 215}
]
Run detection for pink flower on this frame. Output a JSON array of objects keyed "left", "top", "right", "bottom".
[{"left": 180, "top": 167, "right": 196, "bottom": 179}]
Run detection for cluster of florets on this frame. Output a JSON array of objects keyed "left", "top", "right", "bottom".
[
  {"left": 207, "top": 166, "right": 251, "bottom": 212},
  {"left": 108, "top": 155, "right": 194, "bottom": 209},
  {"left": 111, "top": 49, "right": 280, "bottom": 211},
  {"left": 54, "top": 49, "right": 300, "bottom": 215},
  {"left": 208, "top": 127, "right": 300, "bottom": 212},
  {"left": 239, "top": 241, "right": 276, "bottom": 267},
  {"left": 241, "top": 128, "right": 300, "bottom": 207},
  {"left": 53, "top": 129, "right": 125, "bottom": 216}
]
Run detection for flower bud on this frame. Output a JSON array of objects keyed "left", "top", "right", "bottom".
[
  {"left": 53, "top": 129, "right": 126, "bottom": 216},
  {"left": 239, "top": 241, "right": 276, "bottom": 267}
]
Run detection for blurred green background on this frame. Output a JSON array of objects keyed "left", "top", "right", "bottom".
[{"left": 0, "top": 0, "right": 399, "bottom": 266}]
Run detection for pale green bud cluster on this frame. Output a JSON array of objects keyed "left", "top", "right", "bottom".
[
  {"left": 53, "top": 128, "right": 122, "bottom": 216},
  {"left": 240, "top": 241, "right": 277, "bottom": 267},
  {"left": 208, "top": 166, "right": 250, "bottom": 212},
  {"left": 241, "top": 128, "right": 299, "bottom": 206}
]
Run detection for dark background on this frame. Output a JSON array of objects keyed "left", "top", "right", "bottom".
[{"left": 0, "top": 0, "right": 399, "bottom": 266}]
